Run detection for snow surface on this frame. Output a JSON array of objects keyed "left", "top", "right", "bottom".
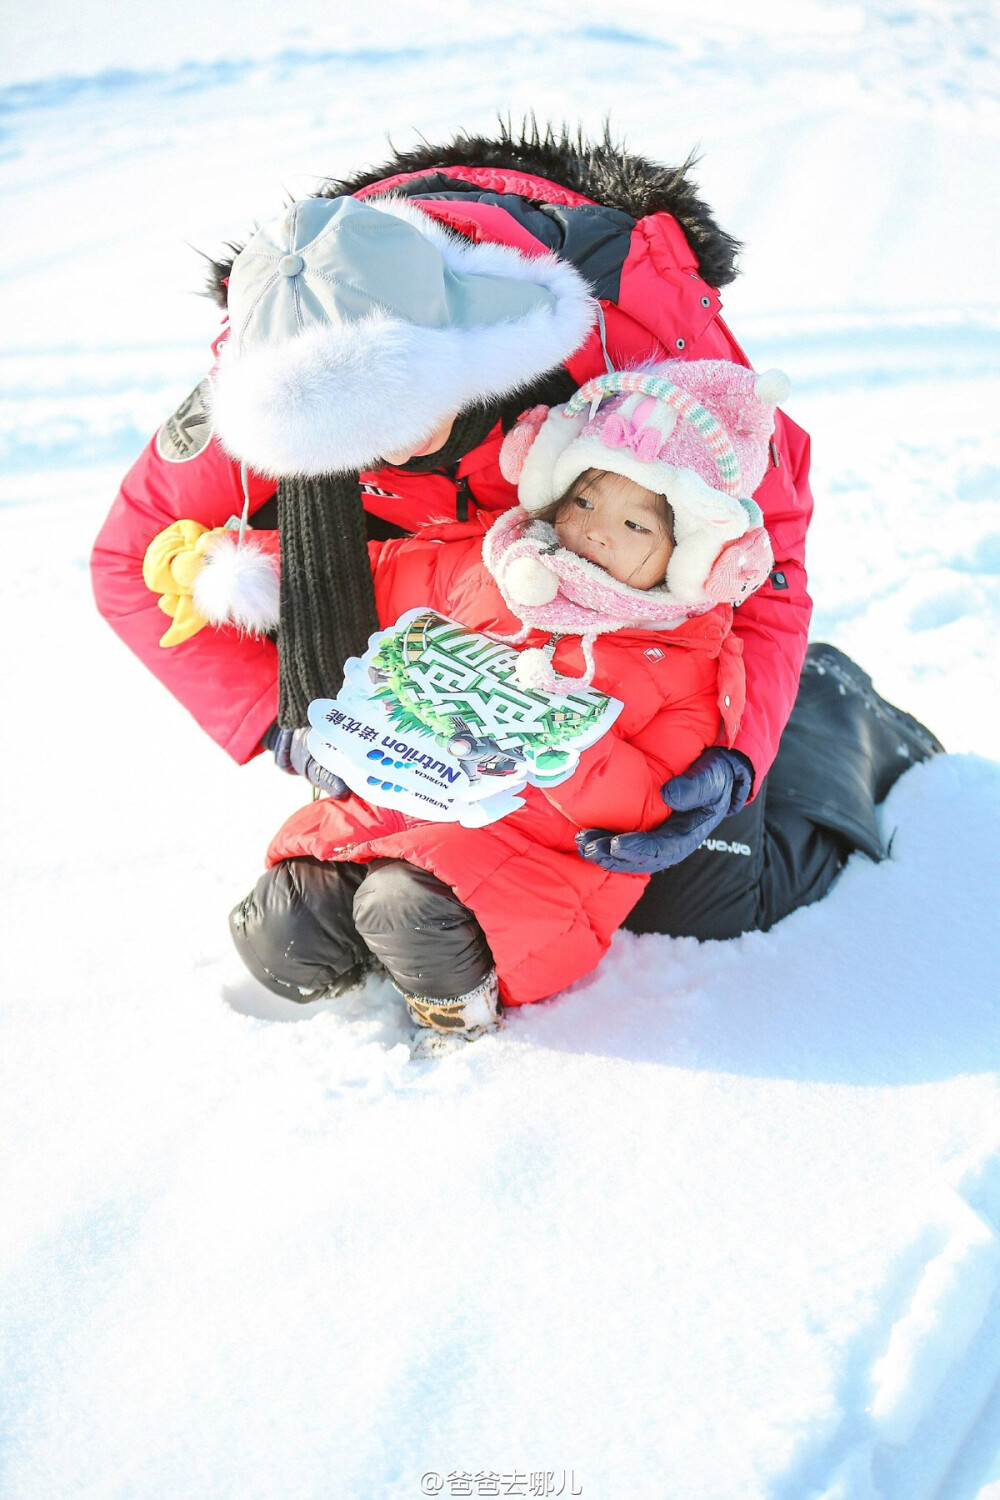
[{"left": 3, "top": 3, "right": 1000, "bottom": 1496}]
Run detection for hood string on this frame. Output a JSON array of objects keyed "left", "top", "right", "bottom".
[
  {"left": 237, "top": 461, "right": 250, "bottom": 547},
  {"left": 595, "top": 303, "right": 614, "bottom": 374}
]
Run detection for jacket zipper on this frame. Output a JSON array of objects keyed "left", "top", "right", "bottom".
[
  {"left": 408, "top": 460, "right": 474, "bottom": 523},
  {"left": 454, "top": 474, "right": 473, "bottom": 523}
]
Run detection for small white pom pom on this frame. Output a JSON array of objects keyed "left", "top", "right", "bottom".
[
  {"left": 193, "top": 536, "right": 280, "bottom": 633},
  {"left": 504, "top": 554, "right": 560, "bottom": 606},
  {"left": 514, "top": 648, "right": 557, "bottom": 691},
  {"left": 755, "top": 369, "right": 791, "bottom": 406}
]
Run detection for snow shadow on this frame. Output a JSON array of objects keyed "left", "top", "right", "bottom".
[
  {"left": 216, "top": 756, "right": 1000, "bottom": 1090},
  {"left": 512, "top": 754, "right": 1000, "bottom": 1087}
]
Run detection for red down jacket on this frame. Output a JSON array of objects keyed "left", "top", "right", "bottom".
[
  {"left": 91, "top": 143, "right": 813, "bottom": 785},
  {"left": 265, "top": 520, "right": 745, "bottom": 1006}
]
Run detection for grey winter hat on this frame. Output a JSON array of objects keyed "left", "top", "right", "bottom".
[{"left": 210, "top": 195, "right": 596, "bottom": 477}]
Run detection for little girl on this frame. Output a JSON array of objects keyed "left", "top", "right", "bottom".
[{"left": 225, "top": 359, "right": 783, "bottom": 1052}]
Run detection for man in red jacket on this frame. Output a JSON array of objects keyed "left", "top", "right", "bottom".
[{"left": 92, "top": 126, "right": 940, "bottom": 944}]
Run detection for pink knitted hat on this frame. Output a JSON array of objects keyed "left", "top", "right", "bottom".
[{"left": 499, "top": 357, "right": 788, "bottom": 610}]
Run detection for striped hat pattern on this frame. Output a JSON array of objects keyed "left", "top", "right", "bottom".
[{"left": 500, "top": 358, "right": 789, "bottom": 609}]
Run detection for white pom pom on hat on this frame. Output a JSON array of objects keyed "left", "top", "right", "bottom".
[{"left": 754, "top": 369, "right": 791, "bottom": 406}]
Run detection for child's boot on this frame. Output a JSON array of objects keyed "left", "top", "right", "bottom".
[
  {"left": 351, "top": 859, "right": 501, "bottom": 1055},
  {"left": 403, "top": 970, "right": 503, "bottom": 1058}
]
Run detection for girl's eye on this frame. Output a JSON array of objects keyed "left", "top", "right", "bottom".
[
  {"left": 625, "top": 519, "right": 650, "bottom": 533},
  {"left": 573, "top": 496, "right": 593, "bottom": 510}
]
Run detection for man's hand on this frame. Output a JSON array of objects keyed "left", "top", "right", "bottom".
[
  {"left": 265, "top": 725, "right": 350, "bottom": 799},
  {"left": 575, "top": 747, "right": 754, "bottom": 874}
]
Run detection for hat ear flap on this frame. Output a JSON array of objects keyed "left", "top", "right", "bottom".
[
  {"left": 701, "top": 526, "right": 774, "bottom": 605},
  {"left": 499, "top": 405, "right": 550, "bottom": 482}
]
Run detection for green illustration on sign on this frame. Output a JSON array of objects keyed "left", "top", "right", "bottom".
[
  {"left": 307, "top": 609, "right": 622, "bottom": 826},
  {"left": 368, "top": 611, "right": 614, "bottom": 784}
]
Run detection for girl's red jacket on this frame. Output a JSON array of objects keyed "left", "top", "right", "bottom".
[{"left": 266, "top": 521, "right": 744, "bottom": 1006}]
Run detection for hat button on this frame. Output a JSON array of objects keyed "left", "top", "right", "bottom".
[{"left": 279, "top": 253, "right": 304, "bottom": 277}]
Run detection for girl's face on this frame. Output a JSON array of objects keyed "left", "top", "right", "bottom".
[{"left": 554, "top": 470, "right": 674, "bottom": 589}]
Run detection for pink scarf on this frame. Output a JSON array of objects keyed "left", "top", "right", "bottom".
[{"left": 481, "top": 508, "right": 717, "bottom": 694}]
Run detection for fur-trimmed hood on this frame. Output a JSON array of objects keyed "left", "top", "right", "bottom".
[
  {"left": 204, "top": 122, "right": 740, "bottom": 305},
  {"left": 209, "top": 194, "right": 597, "bottom": 477}
]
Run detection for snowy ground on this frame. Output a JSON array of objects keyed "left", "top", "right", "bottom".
[{"left": 3, "top": 4, "right": 1000, "bottom": 1497}]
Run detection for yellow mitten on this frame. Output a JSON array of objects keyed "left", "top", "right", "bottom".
[{"left": 142, "top": 520, "right": 228, "bottom": 647}]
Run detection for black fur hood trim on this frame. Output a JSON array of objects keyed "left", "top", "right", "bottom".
[{"left": 204, "top": 121, "right": 740, "bottom": 306}]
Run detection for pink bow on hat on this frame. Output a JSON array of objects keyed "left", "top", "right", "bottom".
[{"left": 601, "top": 396, "right": 669, "bottom": 464}]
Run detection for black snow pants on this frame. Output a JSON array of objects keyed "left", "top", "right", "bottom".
[
  {"left": 624, "top": 643, "right": 944, "bottom": 939},
  {"left": 230, "top": 856, "right": 494, "bottom": 1003}
]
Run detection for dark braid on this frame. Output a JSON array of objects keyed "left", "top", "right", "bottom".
[
  {"left": 275, "top": 370, "right": 580, "bottom": 725},
  {"left": 276, "top": 472, "right": 377, "bottom": 727}
]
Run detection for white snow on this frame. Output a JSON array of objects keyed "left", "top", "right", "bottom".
[
  {"left": 3, "top": 3, "right": 1000, "bottom": 1497},
  {"left": 870, "top": 1202, "right": 1000, "bottom": 1449}
]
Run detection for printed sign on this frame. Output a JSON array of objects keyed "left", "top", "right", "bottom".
[{"left": 307, "top": 609, "right": 622, "bottom": 827}]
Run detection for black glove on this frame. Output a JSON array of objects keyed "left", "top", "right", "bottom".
[
  {"left": 264, "top": 725, "right": 350, "bottom": 799},
  {"left": 576, "top": 747, "right": 754, "bottom": 874}
]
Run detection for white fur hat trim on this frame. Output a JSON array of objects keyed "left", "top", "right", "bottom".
[
  {"left": 662, "top": 469, "right": 752, "bottom": 604},
  {"left": 211, "top": 196, "right": 597, "bottom": 477},
  {"left": 515, "top": 407, "right": 590, "bottom": 512}
]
